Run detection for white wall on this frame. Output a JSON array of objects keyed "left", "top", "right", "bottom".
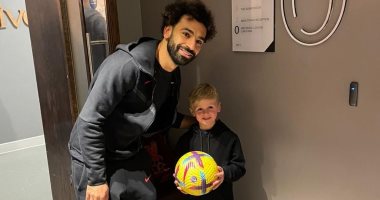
[
  {"left": 140, "top": 0, "right": 380, "bottom": 200},
  {"left": 0, "top": 0, "right": 43, "bottom": 144}
]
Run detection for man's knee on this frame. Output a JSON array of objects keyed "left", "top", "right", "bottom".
[
  {"left": 141, "top": 190, "right": 156, "bottom": 200},
  {"left": 109, "top": 181, "right": 156, "bottom": 200}
]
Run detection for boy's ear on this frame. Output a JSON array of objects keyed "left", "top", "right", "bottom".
[
  {"left": 217, "top": 102, "right": 221, "bottom": 112},
  {"left": 189, "top": 108, "right": 195, "bottom": 116}
]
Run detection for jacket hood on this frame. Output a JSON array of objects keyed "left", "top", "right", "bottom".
[
  {"left": 191, "top": 120, "right": 229, "bottom": 153},
  {"left": 116, "top": 37, "right": 159, "bottom": 77},
  {"left": 192, "top": 120, "right": 228, "bottom": 137}
]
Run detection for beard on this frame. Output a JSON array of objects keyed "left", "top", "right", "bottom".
[{"left": 167, "top": 37, "right": 196, "bottom": 66}]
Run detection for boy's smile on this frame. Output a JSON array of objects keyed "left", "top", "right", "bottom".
[{"left": 192, "top": 98, "right": 221, "bottom": 130}]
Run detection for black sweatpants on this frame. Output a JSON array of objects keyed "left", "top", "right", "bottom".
[{"left": 71, "top": 150, "right": 156, "bottom": 200}]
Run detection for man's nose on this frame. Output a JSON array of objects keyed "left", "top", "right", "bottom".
[{"left": 186, "top": 39, "right": 197, "bottom": 51}]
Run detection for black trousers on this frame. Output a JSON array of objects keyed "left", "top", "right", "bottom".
[{"left": 71, "top": 150, "right": 156, "bottom": 200}]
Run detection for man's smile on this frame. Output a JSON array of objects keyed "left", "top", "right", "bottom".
[{"left": 179, "top": 46, "right": 194, "bottom": 59}]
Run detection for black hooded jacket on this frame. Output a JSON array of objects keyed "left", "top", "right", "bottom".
[
  {"left": 68, "top": 38, "right": 183, "bottom": 186},
  {"left": 176, "top": 120, "right": 246, "bottom": 200}
]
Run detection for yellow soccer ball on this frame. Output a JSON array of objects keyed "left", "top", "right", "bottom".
[{"left": 174, "top": 151, "right": 218, "bottom": 196}]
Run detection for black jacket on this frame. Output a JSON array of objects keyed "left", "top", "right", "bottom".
[
  {"left": 68, "top": 38, "right": 182, "bottom": 186},
  {"left": 176, "top": 120, "right": 246, "bottom": 200}
]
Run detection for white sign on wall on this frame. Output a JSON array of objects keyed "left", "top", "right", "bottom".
[{"left": 232, "top": 0, "right": 274, "bottom": 52}]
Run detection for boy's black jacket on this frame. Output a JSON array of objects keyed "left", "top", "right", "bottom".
[{"left": 176, "top": 120, "right": 246, "bottom": 200}]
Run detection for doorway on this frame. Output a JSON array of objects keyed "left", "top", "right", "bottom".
[{"left": 25, "top": 0, "right": 119, "bottom": 199}]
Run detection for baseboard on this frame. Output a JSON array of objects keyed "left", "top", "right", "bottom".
[{"left": 0, "top": 135, "right": 45, "bottom": 155}]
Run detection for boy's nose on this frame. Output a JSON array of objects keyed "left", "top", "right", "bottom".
[{"left": 200, "top": 109, "right": 210, "bottom": 114}]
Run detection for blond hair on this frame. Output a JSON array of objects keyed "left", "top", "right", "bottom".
[{"left": 189, "top": 83, "right": 219, "bottom": 113}]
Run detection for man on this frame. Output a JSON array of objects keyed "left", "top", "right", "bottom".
[
  {"left": 82, "top": 0, "right": 108, "bottom": 74},
  {"left": 68, "top": 0, "right": 216, "bottom": 199}
]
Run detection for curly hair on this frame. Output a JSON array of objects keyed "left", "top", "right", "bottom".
[{"left": 161, "top": 0, "right": 216, "bottom": 42}]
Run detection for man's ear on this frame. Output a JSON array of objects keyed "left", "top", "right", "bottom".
[{"left": 163, "top": 26, "right": 173, "bottom": 39}]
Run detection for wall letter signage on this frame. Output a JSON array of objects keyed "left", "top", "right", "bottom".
[
  {"left": 281, "top": 0, "right": 347, "bottom": 46},
  {"left": 0, "top": 4, "right": 29, "bottom": 29}
]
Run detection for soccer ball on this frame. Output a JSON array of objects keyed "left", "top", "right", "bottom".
[{"left": 174, "top": 151, "right": 218, "bottom": 196}]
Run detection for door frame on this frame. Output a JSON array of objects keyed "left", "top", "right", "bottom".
[{"left": 25, "top": 0, "right": 119, "bottom": 199}]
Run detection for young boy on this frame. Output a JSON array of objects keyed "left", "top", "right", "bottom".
[{"left": 175, "top": 83, "right": 246, "bottom": 200}]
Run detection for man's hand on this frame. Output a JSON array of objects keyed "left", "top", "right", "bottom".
[
  {"left": 212, "top": 166, "right": 224, "bottom": 190},
  {"left": 179, "top": 115, "right": 196, "bottom": 129},
  {"left": 86, "top": 183, "right": 109, "bottom": 200}
]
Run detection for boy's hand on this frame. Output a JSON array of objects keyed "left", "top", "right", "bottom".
[
  {"left": 173, "top": 174, "right": 188, "bottom": 194},
  {"left": 212, "top": 166, "right": 224, "bottom": 190}
]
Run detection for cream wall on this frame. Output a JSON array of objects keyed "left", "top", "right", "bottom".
[
  {"left": 117, "top": 0, "right": 143, "bottom": 44},
  {"left": 0, "top": 0, "right": 43, "bottom": 144},
  {"left": 140, "top": 0, "right": 380, "bottom": 200}
]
